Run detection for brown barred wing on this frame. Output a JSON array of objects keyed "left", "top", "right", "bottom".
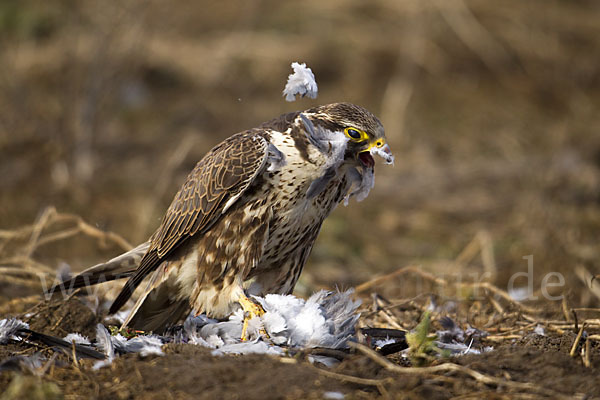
[{"left": 109, "top": 132, "right": 271, "bottom": 314}]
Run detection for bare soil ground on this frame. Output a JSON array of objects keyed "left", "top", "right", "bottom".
[
  {"left": 1, "top": 220, "right": 600, "bottom": 399},
  {"left": 1, "top": 276, "right": 600, "bottom": 399},
  {"left": 2, "top": 0, "right": 600, "bottom": 399}
]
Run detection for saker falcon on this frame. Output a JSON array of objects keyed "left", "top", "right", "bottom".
[{"left": 55, "top": 102, "right": 394, "bottom": 337}]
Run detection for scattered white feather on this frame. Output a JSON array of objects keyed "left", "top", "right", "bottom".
[
  {"left": 435, "top": 317, "right": 491, "bottom": 356},
  {"left": 439, "top": 341, "right": 467, "bottom": 354},
  {"left": 344, "top": 166, "right": 375, "bottom": 204},
  {"left": 93, "top": 325, "right": 164, "bottom": 369},
  {"left": 308, "top": 355, "right": 340, "bottom": 368},
  {"left": 211, "top": 341, "right": 284, "bottom": 356},
  {"left": 123, "top": 336, "right": 164, "bottom": 357},
  {"left": 2, "top": 292, "right": 359, "bottom": 362},
  {"left": 0, "top": 319, "right": 29, "bottom": 344},
  {"left": 534, "top": 325, "right": 545, "bottom": 336},
  {"left": 183, "top": 315, "right": 218, "bottom": 347},
  {"left": 374, "top": 338, "right": 396, "bottom": 348},
  {"left": 436, "top": 341, "right": 484, "bottom": 355},
  {"left": 205, "top": 334, "right": 225, "bottom": 348},
  {"left": 178, "top": 290, "right": 360, "bottom": 356},
  {"left": 102, "top": 332, "right": 164, "bottom": 357},
  {"left": 370, "top": 145, "right": 394, "bottom": 165},
  {"left": 111, "top": 333, "right": 129, "bottom": 349},
  {"left": 92, "top": 359, "right": 113, "bottom": 370},
  {"left": 323, "top": 391, "right": 345, "bottom": 400},
  {"left": 63, "top": 333, "right": 91, "bottom": 346},
  {"left": 283, "top": 62, "right": 318, "bottom": 102},
  {"left": 95, "top": 324, "right": 115, "bottom": 359},
  {"left": 258, "top": 290, "right": 360, "bottom": 349},
  {"left": 508, "top": 287, "right": 530, "bottom": 301},
  {"left": 289, "top": 297, "right": 330, "bottom": 347},
  {"left": 266, "top": 143, "right": 287, "bottom": 172},
  {"left": 93, "top": 324, "right": 115, "bottom": 370},
  {"left": 261, "top": 312, "right": 287, "bottom": 345},
  {"left": 199, "top": 311, "right": 245, "bottom": 344}
]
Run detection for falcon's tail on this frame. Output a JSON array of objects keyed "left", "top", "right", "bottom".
[
  {"left": 46, "top": 242, "right": 150, "bottom": 295},
  {"left": 120, "top": 262, "right": 192, "bottom": 334}
]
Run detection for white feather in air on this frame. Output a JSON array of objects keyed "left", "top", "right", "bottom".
[{"left": 283, "top": 62, "right": 318, "bottom": 102}]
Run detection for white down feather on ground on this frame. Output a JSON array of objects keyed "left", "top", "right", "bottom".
[
  {"left": 79, "top": 290, "right": 361, "bottom": 368},
  {"left": 180, "top": 290, "right": 361, "bottom": 356},
  {"left": 0, "top": 291, "right": 361, "bottom": 370}
]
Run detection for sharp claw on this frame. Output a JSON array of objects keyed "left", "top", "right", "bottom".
[{"left": 238, "top": 294, "right": 269, "bottom": 341}]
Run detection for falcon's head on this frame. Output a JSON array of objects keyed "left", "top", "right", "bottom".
[{"left": 301, "top": 102, "right": 394, "bottom": 169}]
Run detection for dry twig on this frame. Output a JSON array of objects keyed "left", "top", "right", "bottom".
[
  {"left": 355, "top": 265, "right": 443, "bottom": 293},
  {"left": 349, "top": 342, "right": 580, "bottom": 400},
  {"left": 569, "top": 322, "right": 586, "bottom": 358},
  {"left": 356, "top": 264, "right": 541, "bottom": 314}
]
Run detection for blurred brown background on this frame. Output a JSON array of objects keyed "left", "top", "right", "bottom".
[{"left": 1, "top": 0, "right": 599, "bottom": 305}]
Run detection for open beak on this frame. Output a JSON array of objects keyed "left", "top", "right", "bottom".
[
  {"left": 358, "top": 142, "right": 394, "bottom": 168},
  {"left": 358, "top": 151, "right": 375, "bottom": 168}
]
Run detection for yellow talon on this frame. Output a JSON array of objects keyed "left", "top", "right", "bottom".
[{"left": 238, "top": 294, "right": 267, "bottom": 341}]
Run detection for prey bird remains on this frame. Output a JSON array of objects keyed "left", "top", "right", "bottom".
[{"left": 54, "top": 103, "right": 393, "bottom": 337}]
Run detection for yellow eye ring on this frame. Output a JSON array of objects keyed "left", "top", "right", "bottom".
[{"left": 344, "top": 127, "right": 368, "bottom": 142}]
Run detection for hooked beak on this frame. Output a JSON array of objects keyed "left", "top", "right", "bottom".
[
  {"left": 358, "top": 142, "right": 394, "bottom": 168},
  {"left": 375, "top": 143, "right": 394, "bottom": 165}
]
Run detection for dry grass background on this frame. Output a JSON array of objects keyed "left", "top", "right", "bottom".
[{"left": 1, "top": 0, "right": 600, "bottom": 312}]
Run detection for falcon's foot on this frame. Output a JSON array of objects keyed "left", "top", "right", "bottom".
[{"left": 238, "top": 294, "right": 268, "bottom": 341}]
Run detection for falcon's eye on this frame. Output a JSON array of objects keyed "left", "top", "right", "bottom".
[
  {"left": 346, "top": 129, "right": 361, "bottom": 139},
  {"left": 344, "top": 127, "right": 366, "bottom": 142}
]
